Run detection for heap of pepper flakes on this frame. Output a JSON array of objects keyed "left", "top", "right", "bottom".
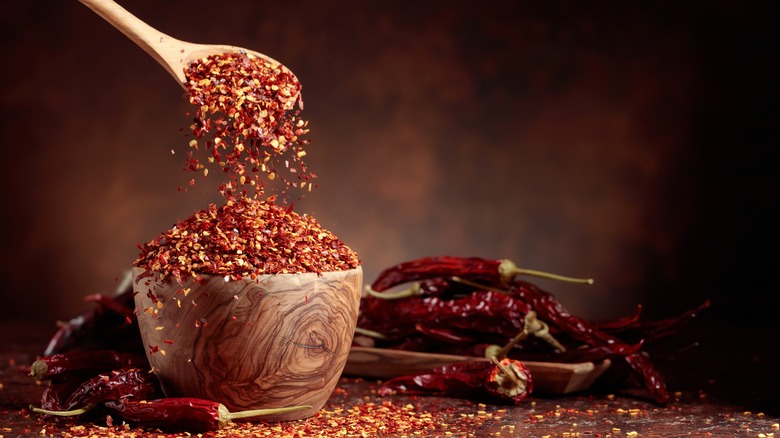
[
  {"left": 134, "top": 196, "right": 359, "bottom": 282},
  {"left": 183, "top": 51, "right": 313, "bottom": 199}
]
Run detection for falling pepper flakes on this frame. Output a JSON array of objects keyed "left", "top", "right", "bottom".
[{"left": 182, "top": 52, "right": 312, "bottom": 199}]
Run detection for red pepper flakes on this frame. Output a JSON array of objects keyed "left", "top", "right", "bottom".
[
  {"left": 182, "top": 52, "right": 312, "bottom": 200},
  {"left": 134, "top": 196, "right": 359, "bottom": 281},
  {"left": 209, "top": 400, "right": 450, "bottom": 437},
  {"left": 39, "top": 402, "right": 442, "bottom": 437}
]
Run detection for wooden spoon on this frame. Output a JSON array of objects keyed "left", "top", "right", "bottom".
[{"left": 79, "top": 0, "right": 295, "bottom": 88}]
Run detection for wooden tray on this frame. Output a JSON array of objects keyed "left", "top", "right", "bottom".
[{"left": 345, "top": 347, "right": 611, "bottom": 394}]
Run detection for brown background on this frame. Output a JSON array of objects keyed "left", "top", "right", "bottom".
[{"left": 0, "top": 0, "right": 777, "bottom": 363}]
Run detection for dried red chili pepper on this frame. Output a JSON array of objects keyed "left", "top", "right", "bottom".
[
  {"left": 413, "top": 323, "right": 482, "bottom": 344},
  {"left": 40, "top": 378, "right": 87, "bottom": 411},
  {"left": 598, "top": 300, "right": 710, "bottom": 345},
  {"left": 366, "top": 277, "right": 454, "bottom": 300},
  {"left": 452, "top": 277, "right": 703, "bottom": 360},
  {"left": 378, "top": 357, "right": 532, "bottom": 405},
  {"left": 30, "top": 350, "right": 149, "bottom": 382},
  {"left": 593, "top": 305, "right": 644, "bottom": 332},
  {"left": 59, "top": 367, "right": 161, "bottom": 411},
  {"left": 370, "top": 256, "right": 592, "bottom": 293},
  {"left": 419, "top": 291, "right": 531, "bottom": 340},
  {"left": 509, "top": 339, "right": 646, "bottom": 364},
  {"left": 103, "top": 398, "right": 311, "bottom": 431},
  {"left": 32, "top": 398, "right": 311, "bottom": 431},
  {"left": 624, "top": 353, "right": 667, "bottom": 401},
  {"left": 82, "top": 293, "right": 135, "bottom": 319},
  {"left": 42, "top": 303, "right": 104, "bottom": 356},
  {"left": 42, "top": 281, "right": 140, "bottom": 356},
  {"left": 358, "top": 290, "right": 532, "bottom": 341},
  {"left": 505, "top": 279, "right": 670, "bottom": 403}
]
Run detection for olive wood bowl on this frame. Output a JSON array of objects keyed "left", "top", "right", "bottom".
[{"left": 132, "top": 266, "right": 362, "bottom": 421}]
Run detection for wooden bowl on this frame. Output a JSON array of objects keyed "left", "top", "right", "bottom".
[{"left": 132, "top": 266, "right": 362, "bottom": 421}]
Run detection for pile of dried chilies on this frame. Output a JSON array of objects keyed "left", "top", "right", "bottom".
[
  {"left": 357, "top": 256, "right": 709, "bottom": 404},
  {"left": 29, "top": 276, "right": 308, "bottom": 431}
]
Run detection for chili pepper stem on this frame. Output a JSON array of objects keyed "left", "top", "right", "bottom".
[
  {"left": 486, "top": 331, "right": 529, "bottom": 360},
  {"left": 490, "top": 356, "right": 522, "bottom": 387},
  {"left": 30, "top": 405, "right": 92, "bottom": 417},
  {"left": 364, "top": 283, "right": 420, "bottom": 300},
  {"left": 29, "top": 360, "right": 48, "bottom": 380},
  {"left": 220, "top": 404, "right": 312, "bottom": 422},
  {"left": 354, "top": 327, "right": 388, "bottom": 339},
  {"left": 491, "top": 327, "right": 530, "bottom": 360},
  {"left": 499, "top": 259, "right": 594, "bottom": 285},
  {"left": 520, "top": 311, "right": 567, "bottom": 352},
  {"left": 486, "top": 311, "right": 567, "bottom": 359}
]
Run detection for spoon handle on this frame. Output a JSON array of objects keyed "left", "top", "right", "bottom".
[{"left": 79, "top": 0, "right": 189, "bottom": 83}]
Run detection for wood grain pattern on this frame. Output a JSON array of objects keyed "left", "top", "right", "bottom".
[
  {"left": 133, "top": 266, "right": 362, "bottom": 421},
  {"left": 345, "top": 347, "right": 611, "bottom": 394}
]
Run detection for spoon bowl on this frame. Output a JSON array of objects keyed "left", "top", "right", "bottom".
[{"left": 79, "top": 0, "right": 297, "bottom": 88}]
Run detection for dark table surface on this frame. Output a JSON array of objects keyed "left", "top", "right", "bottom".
[{"left": 2, "top": 320, "right": 778, "bottom": 437}]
